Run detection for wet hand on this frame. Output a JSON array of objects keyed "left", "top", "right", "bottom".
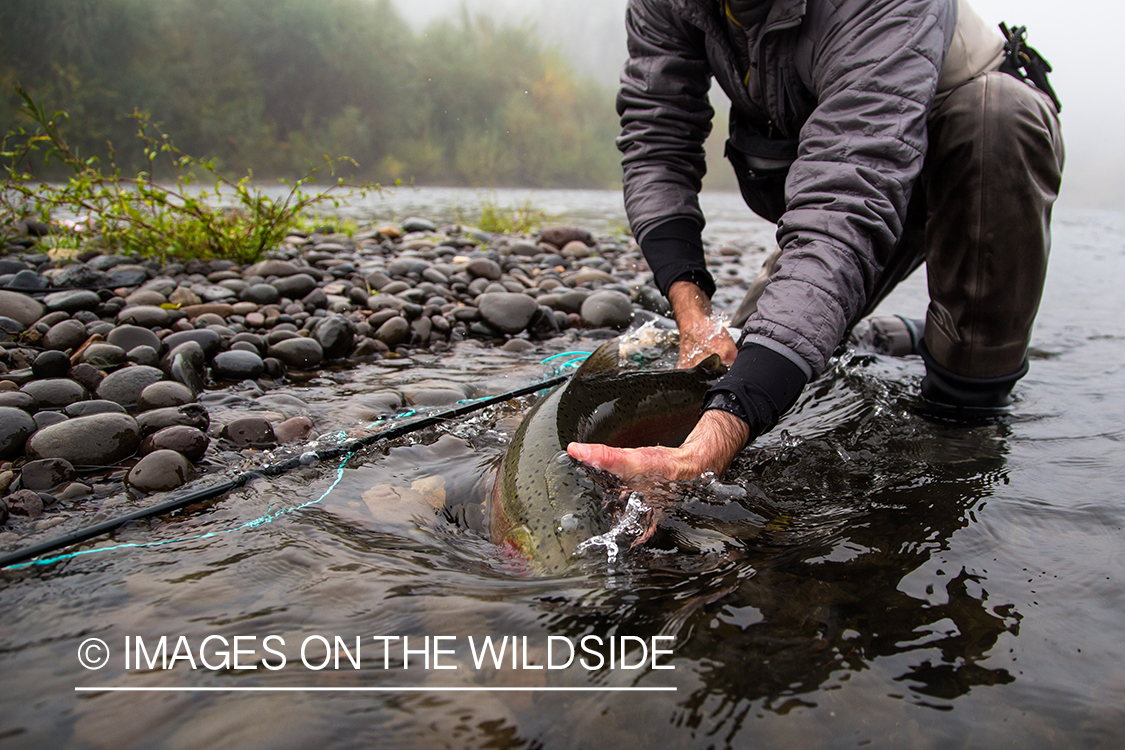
[
  {"left": 668, "top": 280, "right": 737, "bottom": 369},
  {"left": 567, "top": 410, "right": 751, "bottom": 483},
  {"left": 678, "top": 318, "right": 737, "bottom": 369}
]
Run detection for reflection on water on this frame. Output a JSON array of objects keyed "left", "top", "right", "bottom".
[{"left": 2, "top": 202, "right": 1124, "bottom": 748}]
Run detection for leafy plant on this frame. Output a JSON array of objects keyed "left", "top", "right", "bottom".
[
  {"left": 474, "top": 196, "right": 550, "bottom": 235},
  {"left": 1, "top": 87, "right": 375, "bottom": 264}
]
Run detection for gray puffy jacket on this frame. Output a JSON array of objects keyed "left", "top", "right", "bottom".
[{"left": 618, "top": 0, "right": 957, "bottom": 376}]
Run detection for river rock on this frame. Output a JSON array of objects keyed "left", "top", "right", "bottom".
[
  {"left": 80, "top": 343, "right": 127, "bottom": 368},
  {"left": 43, "top": 289, "right": 101, "bottom": 313},
  {"left": 54, "top": 264, "right": 109, "bottom": 288},
  {"left": 106, "top": 266, "right": 149, "bottom": 287},
  {"left": 272, "top": 274, "right": 317, "bottom": 299},
  {"left": 136, "top": 404, "right": 210, "bottom": 435},
  {"left": 221, "top": 416, "right": 276, "bottom": 447},
  {"left": 0, "top": 406, "right": 35, "bottom": 458},
  {"left": 33, "top": 411, "right": 69, "bottom": 430},
  {"left": 126, "top": 345, "right": 160, "bottom": 367},
  {"left": 32, "top": 350, "right": 72, "bottom": 379},
  {"left": 401, "top": 217, "right": 437, "bottom": 233},
  {"left": 240, "top": 283, "right": 281, "bottom": 305},
  {"left": 162, "top": 329, "right": 222, "bottom": 359},
  {"left": 168, "top": 287, "right": 202, "bottom": 307},
  {"left": 95, "top": 365, "right": 165, "bottom": 408},
  {"left": 25, "top": 413, "right": 141, "bottom": 465},
  {"left": 374, "top": 316, "right": 410, "bottom": 347},
  {"left": 20, "top": 379, "right": 87, "bottom": 409},
  {"left": 274, "top": 416, "right": 314, "bottom": 444},
  {"left": 466, "top": 258, "right": 502, "bottom": 281},
  {"left": 67, "top": 363, "right": 105, "bottom": 394},
  {"left": 0, "top": 291, "right": 44, "bottom": 327},
  {"left": 179, "top": 303, "right": 234, "bottom": 319},
  {"left": 580, "top": 290, "right": 634, "bottom": 329},
  {"left": 20, "top": 457, "right": 76, "bottom": 490},
  {"left": 126, "top": 450, "right": 195, "bottom": 493},
  {"left": 6, "top": 269, "right": 46, "bottom": 291},
  {"left": 117, "top": 306, "right": 171, "bottom": 328},
  {"left": 246, "top": 259, "right": 300, "bottom": 277},
  {"left": 540, "top": 226, "right": 594, "bottom": 248},
  {"left": 477, "top": 293, "right": 538, "bottom": 334},
  {"left": 7, "top": 489, "right": 43, "bottom": 518},
  {"left": 267, "top": 338, "right": 323, "bottom": 369},
  {"left": 43, "top": 319, "right": 88, "bottom": 351},
  {"left": 314, "top": 315, "right": 355, "bottom": 359},
  {"left": 140, "top": 425, "right": 209, "bottom": 461},
  {"left": 211, "top": 350, "right": 265, "bottom": 380},
  {"left": 65, "top": 400, "right": 126, "bottom": 418},
  {"left": 107, "top": 324, "right": 161, "bottom": 353},
  {"left": 137, "top": 381, "right": 194, "bottom": 411},
  {"left": 125, "top": 290, "right": 167, "bottom": 307}
]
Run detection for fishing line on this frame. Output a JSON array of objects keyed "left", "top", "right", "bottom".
[{"left": 0, "top": 361, "right": 583, "bottom": 571}]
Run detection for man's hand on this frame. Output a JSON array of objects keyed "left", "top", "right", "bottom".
[
  {"left": 669, "top": 280, "right": 738, "bottom": 369},
  {"left": 567, "top": 409, "right": 751, "bottom": 482}
]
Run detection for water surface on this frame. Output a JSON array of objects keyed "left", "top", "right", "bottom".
[{"left": 1, "top": 191, "right": 1123, "bottom": 749}]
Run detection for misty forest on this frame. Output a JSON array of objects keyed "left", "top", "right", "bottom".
[{"left": 0, "top": 0, "right": 624, "bottom": 188}]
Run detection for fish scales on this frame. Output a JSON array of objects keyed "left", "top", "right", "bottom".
[{"left": 489, "top": 339, "right": 726, "bottom": 574}]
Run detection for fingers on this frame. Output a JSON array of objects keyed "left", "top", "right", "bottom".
[
  {"left": 567, "top": 442, "right": 638, "bottom": 478},
  {"left": 568, "top": 442, "right": 696, "bottom": 482},
  {"left": 678, "top": 323, "right": 738, "bottom": 369}
]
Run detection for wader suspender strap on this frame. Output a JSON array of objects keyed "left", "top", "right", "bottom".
[{"left": 999, "top": 23, "right": 1062, "bottom": 113}]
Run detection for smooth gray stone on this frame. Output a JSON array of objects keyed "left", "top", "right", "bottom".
[
  {"left": 117, "top": 305, "right": 171, "bottom": 328},
  {"left": 162, "top": 329, "right": 222, "bottom": 359},
  {"left": 25, "top": 413, "right": 141, "bottom": 466},
  {"left": 0, "top": 290, "right": 43, "bottom": 327},
  {"left": 20, "top": 379, "right": 87, "bottom": 409},
  {"left": 65, "top": 400, "right": 127, "bottom": 418},
  {"left": 43, "top": 289, "right": 100, "bottom": 313},
  {"left": 31, "top": 350, "right": 72, "bottom": 378},
  {"left": 95, "top": 365, "right": 165, "bottom": 408},
  {"left": 266, "top": 338, "right": 323, "bottom": 370},
  {"left": 107, "top": 324, "right": 161, "bottom": 352},
  {"left": 221, "top": 416, "right": 276, "bottom": 447},
  {"left": 272, "top": 274, "right": 318, "bottom": 299},
  {"left": 136, "top": 381, "right": 194, "bottom": 411},
  {"left": 126, "top": 345, "right": 160, "bottom": 367},
  {"left": 80, "top": 342, "right": 127, "bottom": 368},
  {"left": 33, "top": 410, "right": 69, "bottom": 430},
  {"left": 477, "top": 292, "right": 538, "bottom": 335},
  {"left": 20, "top": 457, "right": 76, "bottom": 490},
  {"left": 43, "top": 319, "right": 88, "bottom": 351},
  {"left": 136, "top": 404, "right": 210, "bottom": 435},
  {"left": 140, "top": 426, "right": 209, "bottom": 462},
  {"left": 240, "top": 283, "right": 281, "bottom": 305},
  {"left": 580, "top": 290, "right": 634, "bottom": 330},
  {"left": 126, "top": 449, "right": 195, "bottom": 493},
  {"left": 211, "top": 350, "right": 265, "bottom": 380},
  {"left": 314, "top": 315, "right": 355, "bottom": 359},
  {"left": 0, "top": 406, "right": 35, "bottom": 459}
]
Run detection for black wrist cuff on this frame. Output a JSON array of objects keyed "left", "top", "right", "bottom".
[
  {"left": 702, "top": 343, "right": 809, "bottom": 442},
  {"left": 640, "top": 217, "right": 715, "bottom": 299}
]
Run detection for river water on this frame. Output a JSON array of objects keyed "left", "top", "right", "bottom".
[{"left": 1, "top": 189, "right": 1123, "bottom": 749}]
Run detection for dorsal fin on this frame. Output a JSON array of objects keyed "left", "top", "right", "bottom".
[{"left": 572, "top": 340, "right": 622, "bottom": 380}]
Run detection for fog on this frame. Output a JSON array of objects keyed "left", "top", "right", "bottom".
[{"left": 396, "top": 0, "right": 1123, "bottom": 208}]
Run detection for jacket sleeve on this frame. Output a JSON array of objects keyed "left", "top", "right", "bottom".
[
  {"left": 744, "top": 0, "right": 955, "bottom": 376},
  {"left": 616, "top": 0, "right": 714, "bottom": 242}
]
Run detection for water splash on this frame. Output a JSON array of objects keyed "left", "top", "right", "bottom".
[{"left": 574, "top": 492, "right": 651, "bottom": 563}]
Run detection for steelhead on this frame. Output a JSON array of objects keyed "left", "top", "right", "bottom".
[{"left": 488, "top": 339, "right": 726, "bottom": 574}]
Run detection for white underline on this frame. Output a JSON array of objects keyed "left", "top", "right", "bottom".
[{"left": 75, "top": 686, "right": 676, "bottom": 693}]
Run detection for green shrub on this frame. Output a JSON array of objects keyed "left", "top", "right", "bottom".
[{"left": 1, "top": 88, "right": 372, "bottom": 264}]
